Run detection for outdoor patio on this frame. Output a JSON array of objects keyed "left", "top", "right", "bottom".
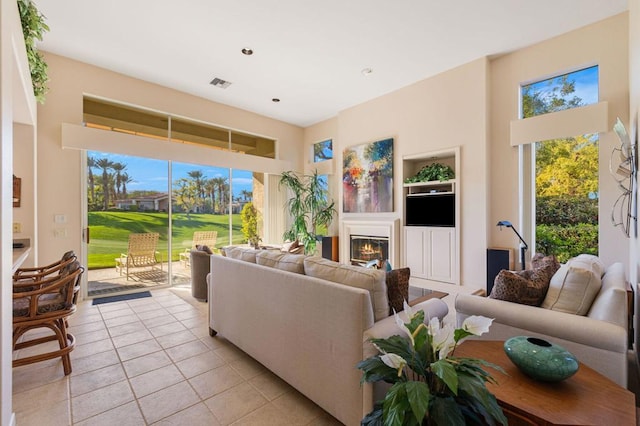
[{"left": 88, "top": 260, "right": 192, "bottom": 297}]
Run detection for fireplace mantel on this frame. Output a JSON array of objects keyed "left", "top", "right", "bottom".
[{"left": 340, "top": 219, "right": 400, "bottom": 267}]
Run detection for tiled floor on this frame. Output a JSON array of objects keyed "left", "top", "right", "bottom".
[{"left": 12, "top": 288, "right": 343, "bottom": 425}]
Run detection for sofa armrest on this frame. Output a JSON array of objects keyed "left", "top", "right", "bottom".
[
  {"left": 363, "top": 298, "right": 448, "bottom": 359},
  {"left": 455, "top": 294, "right": 627, "bottom": 354}
]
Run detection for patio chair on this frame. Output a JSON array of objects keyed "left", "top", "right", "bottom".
[
  {"left": 116, "top": 232, "right": 162, "bottom": 280},
  {"left": 13, "top": 259, "right": 84, "bottom": 375},
  {"left": 179, "top": 231, "right": 218, "bottom": 267}
]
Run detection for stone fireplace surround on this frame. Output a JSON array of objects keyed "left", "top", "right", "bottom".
[{"left": 340, "top": 219, "right": 400, "bottom": 268}]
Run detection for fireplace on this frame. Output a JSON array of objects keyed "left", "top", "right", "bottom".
[
  {"left": 350, "top": 235, "right": 389, "bottom": 266},
  {"left": 341, "top": 219, "right": 399, "bottom": 267}
]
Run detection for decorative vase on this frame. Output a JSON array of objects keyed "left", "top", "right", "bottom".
[{"left": 503, "top": 336, "right": 579, "bottom": 382}]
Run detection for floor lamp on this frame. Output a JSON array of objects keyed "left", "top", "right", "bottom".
[{"left": 496, "top": 220, "right": 528, "bottom": 270}]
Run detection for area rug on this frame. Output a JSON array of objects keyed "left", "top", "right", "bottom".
[{"left": 92, "top": 291, "right": 152, "bottom": 305}]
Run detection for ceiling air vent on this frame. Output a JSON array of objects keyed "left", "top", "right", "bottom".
[{"left": 210, "top": 77, "right": 232, "bottom": 89}]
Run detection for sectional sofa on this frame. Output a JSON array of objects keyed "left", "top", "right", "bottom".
[{"left": 207, "top": 249, "right": 449, "bottom": 426}]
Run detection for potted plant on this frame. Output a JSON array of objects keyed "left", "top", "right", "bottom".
[
  {"left": 279, "top": 170, "right": 336, "bottom": 254},
  {"left": 404, "top": 163, "right": 454, "bottom": 184},
  {"left": 358, "top": 302, "right": 507, "bottom": 425},
  {"left": 240, "top": 201, "right": 261, "bottom": 248},
  {"left": 18, "top": 0, "right": 49, "bottom": 103}
]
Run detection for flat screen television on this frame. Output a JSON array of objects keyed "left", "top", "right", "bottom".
[{"left": 405, "top": 193, "right": 455, "bottom": 227}]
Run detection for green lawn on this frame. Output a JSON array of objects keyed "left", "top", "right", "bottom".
[{"left": 88, "top": 211, "right": 244, "bottom": 269}]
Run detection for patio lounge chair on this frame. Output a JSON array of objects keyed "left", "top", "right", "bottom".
[
  {"left": 116, "top": 232, "right": 162, "bottom": 280},
  {"left": 179, "top": 230, "right": 217, "bottom": 267}
]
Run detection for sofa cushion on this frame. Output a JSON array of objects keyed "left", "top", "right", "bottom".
[
  {"left": 587, "top": 262, "right": 627, "bottom": 327},
  {"left": 303, "top": 257, "right": 389, "bottom": 321},
  {"left": 573, "top": 254, "right": 606, "bottom": 277},
  {"left": 256, "top": 250, "right": 306, "bottom": 274},
  {"left": 386, "top": 268, "right": 410, "bottom": 314},
  {"left": 489, "top": 270, "right": 527, "bottom": 303},
  {"left": 222, "top": 246, "right": 258, "bottom": 263},
  {"left": 541, "top": 258, "right": 602, "bottom": 315}
]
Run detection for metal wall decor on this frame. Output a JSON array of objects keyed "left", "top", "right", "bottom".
[{"left": 610, "top": 117, "right": 637, "bottom": 237}]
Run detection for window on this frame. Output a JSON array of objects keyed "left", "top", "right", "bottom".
[
  {"left": 521, "top": 66, "right": 599, "bottom": 262},
  {"left": 313, "top": 139, "right": 333, "bottom": 162}
]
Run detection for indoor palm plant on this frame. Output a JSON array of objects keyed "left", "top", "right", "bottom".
[
  {"left": 18, "top": 0, "right": 49, "bottom": 103},
  {"left": 279, "top": 170, "right": 336, "bottom": 254},
  {"left": 358, "top": 303, "right": 507, "bottom": 426}
]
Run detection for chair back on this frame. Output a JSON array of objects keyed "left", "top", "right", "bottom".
[
  {"left": 192, "top": 231, "right": 217, "bottom": 250},
  {"left": 127, "top": 232, "right": 160, "bottom": 267}
]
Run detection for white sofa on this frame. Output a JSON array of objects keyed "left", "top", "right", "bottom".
[
  {"left": 455, "top": 262, "right": 628, "bottom": 387},
  {"left": 208, "top": 253, "right": 448, "bottom": 426}
]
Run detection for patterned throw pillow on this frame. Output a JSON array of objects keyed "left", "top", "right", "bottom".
[
  {"left": 386, "top": 268, "right": 410, "bottom": 315},
  {"left": 490, "top": 255, "right": 560, "bottom": 306}
]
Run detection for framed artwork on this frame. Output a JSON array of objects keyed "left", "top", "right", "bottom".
[{"left": 343, "top": 138, "right": 393, "bottom": 213}]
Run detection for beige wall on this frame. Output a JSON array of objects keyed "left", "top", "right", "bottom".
[
  {"left": 37, "top": 53, "right": 304, "bottom": 265},
  {"left": 305, "top": 58, "right": 490, "bottom": 290},
  {"left": 490, "top": 13, "right": 629, "bottom": 269}
]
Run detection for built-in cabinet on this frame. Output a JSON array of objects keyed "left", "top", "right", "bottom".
[{"left": 402, "top": 148, "right": 460, "bottom": 286}]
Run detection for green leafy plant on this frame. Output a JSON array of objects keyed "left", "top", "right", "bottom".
[
  {"left": 17, "top": 0, "right": 49, "bottom": 103},
  {"left": 279, "top": 170, "right": 336, "bottom": 254},
  {"left": 240, "top": 202, "right": 261, "bottom": 248},
  {"left": 404, "top": 163, "right": 454, "bottom": 184},
  {"left": 358, "top": 304, "right": 507, "bottom": 426}
]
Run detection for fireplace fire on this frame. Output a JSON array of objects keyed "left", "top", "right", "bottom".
[{"left": 350, "top": 235, "right": 389, "bottom": 266}]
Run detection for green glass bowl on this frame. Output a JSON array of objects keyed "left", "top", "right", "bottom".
[{"left": 503, "top": 336, "right": 579, "bottom": 382}]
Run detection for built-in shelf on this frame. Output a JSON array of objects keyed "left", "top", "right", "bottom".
[{"left": 404, "top": 179, "right": 456, "bottom": 196}]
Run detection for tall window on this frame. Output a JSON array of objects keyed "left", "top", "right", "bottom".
[{"left": 521, "top": 66, "right": 599, "bottom": 262}]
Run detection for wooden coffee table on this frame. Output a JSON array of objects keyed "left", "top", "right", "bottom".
[{"left": 456, "top": 340, "right": 636, "bottom": 425}]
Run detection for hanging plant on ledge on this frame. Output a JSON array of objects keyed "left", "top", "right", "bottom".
[
  {"left": 17, "top": 0, "right": 49, "bottom": 103},
  {"left": 404, "top": 163, "right": 455, "bottom": 184}
]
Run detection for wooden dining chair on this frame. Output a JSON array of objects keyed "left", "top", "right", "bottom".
[
  {"left": 12, "top": 259, "right": 84, "bottom": 375},
  {"left": 13, "top": 250, "right": 76, "bottom": 282}
]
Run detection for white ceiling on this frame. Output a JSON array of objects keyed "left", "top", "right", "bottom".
[{"left": 35, "top": 0, "right": 628, "bottom": 128}]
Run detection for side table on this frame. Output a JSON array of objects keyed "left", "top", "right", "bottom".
[{"left": 456, "top": 340, "right": 636, "bottom": 425}]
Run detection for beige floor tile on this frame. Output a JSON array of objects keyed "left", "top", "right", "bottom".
[
  {"left": 70, "top": 349, "right": 120, "bottom": 376},
  {"left": 107, "top": 320, "right": 146, "bottom": 337},
  {"left": 72, "top": 337, "right": 114, "bottom": 359},
  {"left": 165, "top": 339, "right": 210, "bottom": 362},
  {"left": 175, "top": 350, "right": 226, "bottom": 378},
  {"left": 105, "top": 314, "right": 141, "bottom": 328},
  {"left": 14, "top": 339, "right": 62, "bottom": 359},
  {"left": 74, "top": 400, "right": 145, "bottom": 426},
  {"left": 272, "top": 390, "right": 324, "bottom": 425},
  {"left": 68, "top": 319, "right": 107, "bottom": 335},
  {"left": 165, "top": 303, "right": 195, "bottom": 314},
  {"left": 138, "top": 381, "right": 200, "bottom": 424},
  {"left": 155, "top": 298, "right": 186, "bottom": 308},
  {"left": 229, "top": 355, "right": 267, "bottom": 380},
  {"left": 73, "top": 327, "right": 111, "bottom": 345},
  {"left": 189, "top": 365, "right": 244, "bottom": 400},
  {"left": 205, "top": 382, "right": 268, "bottom": 425},
  {"left": 13, "top": 377, "right": 69, "bottom": 414},
  {"left": 71, "top": 380, "right": 134, "bottom": 423},
  {"left": 13, "top": 363, "right": 67, "bottom": 394},
  {"left": 70, "top": 363, "right": 127, "bottom": 397},
  {"left": 152, "top": 401, "right": 221, "bottom": 426},
  {"left": 148, "top": 321, "right": 188, "bottom": 338},
  {"left": 123, "top": 350, "right": 172, "bottom": 378},
  {"left": 156, "top": 329, "right": 198, "bottom": 349},
  {"left": 111, "top": 329, "right": 154, "bottom": 348},
  {"left": 98, "top": 302, "right": 133, "bottom": 314},
  {"left": 172, "top": 308, "right": 202, "bottom": 321},
  {"left": 230, "top": 403, "right": 296, "bottom": 426},
  {"left": 306, "top": 411, "right": 344, "bottom": 426},
  {"left": 116, "top": 339, "right": 163, "bottom": 362},
  {"left": 15, "top": 398, "right": 71, "bottom": 426},
  {"left": 129, "top": 364, "right": 185, "bottom": 398},
  {"left": 142, "top": 314, "right": 177, "bottom": 329},
  {"left": 136, "top": 307, "right": 169, "bottom": 320},
  {"left": 215, "top": 343, "right": 249, "bottom": 363},
  {"left": 200, "top": 336, "right": 230, "bottom": 351},
  {"left": 128, "top": 301, "right": 163, "bottom": 313},
  {"left": 249, "top": 371, "right": 294, "bottom": 401},
  {"left": 101, "top": 307, "right": 135, "bottom": 319},
  {"left": 180, "top": 316, "right": 208, "bottom": 331},
  {"left": 68, "top": 312, "right": 102, "bottom": 326}
]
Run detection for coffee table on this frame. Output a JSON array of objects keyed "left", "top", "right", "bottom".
[{"left": 456, "top": 340, "right": 636, "bottom": 425}]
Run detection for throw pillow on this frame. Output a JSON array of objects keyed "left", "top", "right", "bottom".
[
  {"left": 256, "top": 250, "right": 306, "bottom": 274},
  {"left": 489, "top": 256, "right": 558, "bottom": 306},
  {"left": 196, "top": 244, "right": 213, "bottom": 255},
  {"left": 386, "top": 268, "right": 410, "bottom": 314},
  {"left": 541, "top": 261, "right": 602, "bottom": 315},
  {"left": 303, "top": 256, "right": 389, "bottom": 322},
  {"left": 531, "top": 253, "right": 560, "bottom": 271},
  {"left": 489, "top": 270, "right": 527, "bottom": 303}
]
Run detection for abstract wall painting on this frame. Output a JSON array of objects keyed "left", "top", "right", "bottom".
[{"left": 342, "top": 138, "right": 393, "bottom": 213}]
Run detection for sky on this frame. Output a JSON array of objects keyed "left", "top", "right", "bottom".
[
  {"left": 525, "top": 65, "right": 599, "bottom": 107},
  {"left": 89, "top": 151, "right": 253, "bottom": 197}
]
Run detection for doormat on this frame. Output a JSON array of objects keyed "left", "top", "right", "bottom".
[{"left": 92, "top": 291, "right": 152, "bottom": 305}]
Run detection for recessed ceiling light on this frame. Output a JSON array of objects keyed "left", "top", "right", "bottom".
[
  {"left": 361, "top": 67, "right": 373, "bottom": 76},
  {"left": 241, "top": 47, "right": 254, "bottom": 56},
  {"left": 272, "top": 98, "right": 280, "bottom": 103}
]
